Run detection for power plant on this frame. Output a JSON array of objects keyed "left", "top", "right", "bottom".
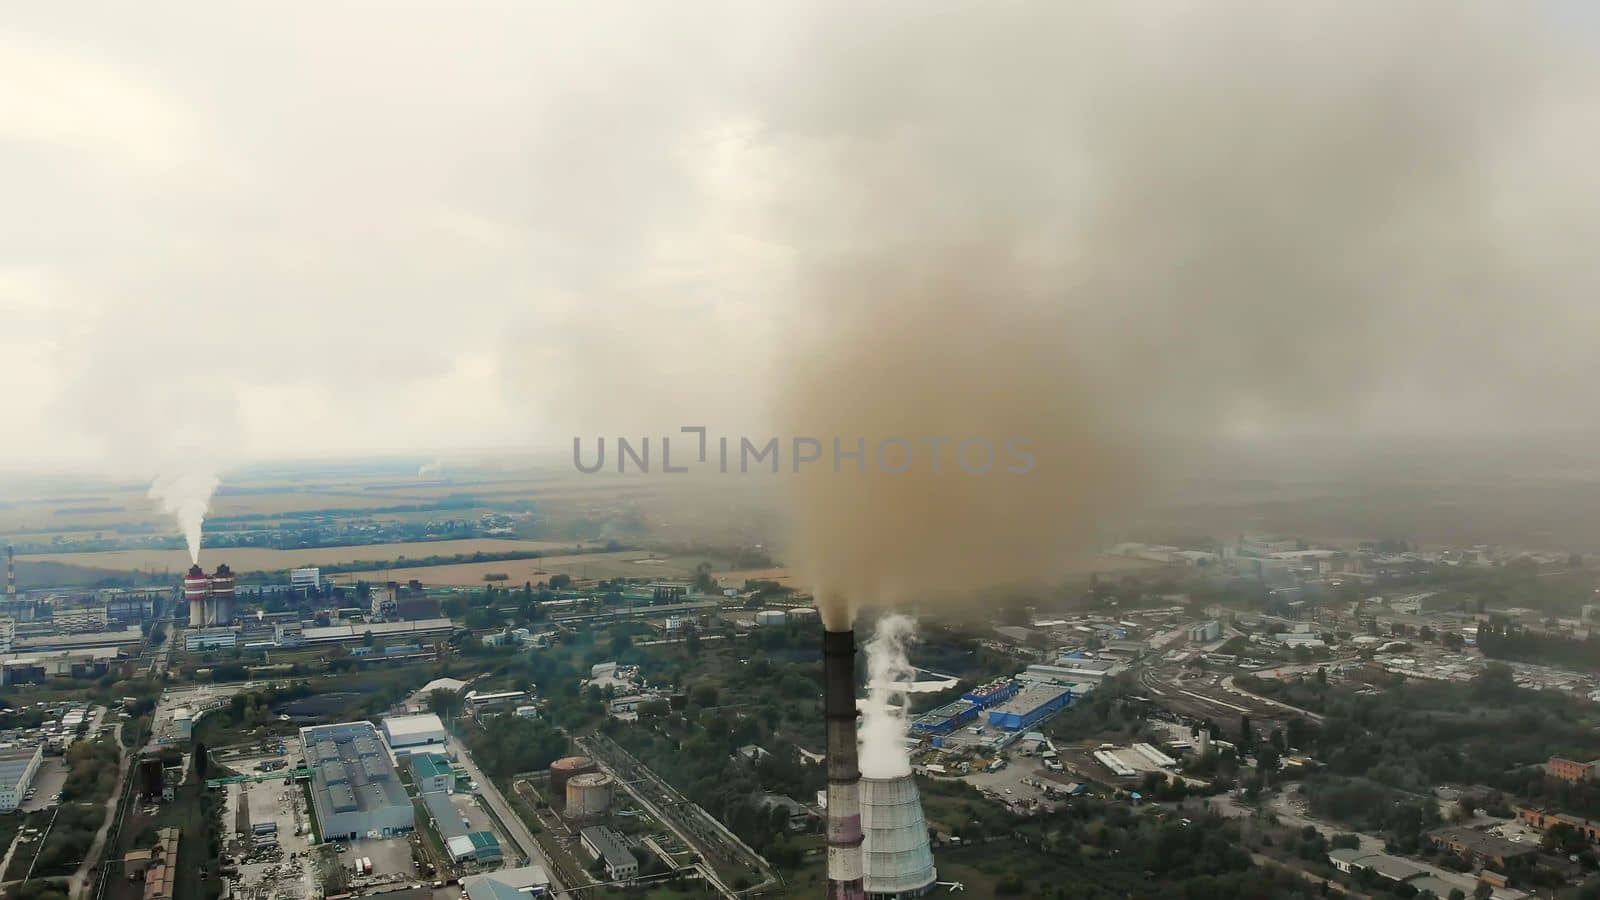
[{"left": 184, "top": 563, "right": 235, "bottom": 626}]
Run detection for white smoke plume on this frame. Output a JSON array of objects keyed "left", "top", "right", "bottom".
[
  {"left": 417, "top": 459, "right": 445, "bottom": 479},
  {"left": 859, "top": 613, "right": 918, "bottom": 779},
  {"left": 147, "top": 468, "right": 219, "bottom": 565}
]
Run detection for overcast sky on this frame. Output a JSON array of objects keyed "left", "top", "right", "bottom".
[{"left": 5, "top": 2, "right": 1600, "bottom": 482}]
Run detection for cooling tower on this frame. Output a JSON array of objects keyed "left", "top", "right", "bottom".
[
  {"left": 184, "top": 565, "right": 209, "bottom": 624},
  {"left": 210, "top": 564, "right": 235, "bottom": 625},
  {"left": 859, "top": 774, "right": 937, "bottom": 898},
  {"left": 824, "top": 628, "right": 865, "bottom": 899}
]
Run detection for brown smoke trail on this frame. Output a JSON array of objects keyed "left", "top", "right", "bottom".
[{"left": 769, "top": 3, "right": 1598, "bottom": 628}]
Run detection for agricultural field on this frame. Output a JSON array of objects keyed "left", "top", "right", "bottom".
[
  {"left": 345, "top": 550, "right": 713, "bottom": 585},
  {"left": 19, "top": 539, "right": 600, "bottom": 576}
]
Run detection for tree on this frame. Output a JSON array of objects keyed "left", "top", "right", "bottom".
[
  {"left": 1473, "top": 883, "right": 1492, "bottom": 900},
  {"left": 1239, "top": 715, "right": 1253, "bottom": 749},
  {"left": 194, "top": 742, "right": 208, "bottom": 779},
  {"left": 550, "top": 574, "right": 572, "bottom": 591},
  {"left": 427, "top": 689, "right": 463, "bottom": 720}
]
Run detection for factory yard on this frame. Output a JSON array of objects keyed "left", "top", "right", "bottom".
[{"left": 222, "top": 754, "right": 320, "bottom": 900}]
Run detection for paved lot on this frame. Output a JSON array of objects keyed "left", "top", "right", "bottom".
[{"left": 18, "top": 759, "right": 67, "bottom": 813}]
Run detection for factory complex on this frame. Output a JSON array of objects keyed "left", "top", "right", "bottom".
[{"left": 300, "top": 721, "right": 413, "bottom": 842}]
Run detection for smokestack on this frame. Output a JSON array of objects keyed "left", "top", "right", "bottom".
[
  {"left": 184, "top": 565, "right": 209, "bottom": 625},
  {"left": 210, "top": 564, "right": 235, "bottom": 626},
  {"left": 5, "top": 544, "right": 14, "bottom": 603},
  {"left": 824, "top": 628, "right": 865, "bottom": 899}
]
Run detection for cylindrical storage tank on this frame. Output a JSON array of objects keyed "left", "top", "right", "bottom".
[
  {"left": 859, "top": 774, "right": 938, "bottom": 898},
  {"left": 184, "top": 565, "right": 209, "bottom": 624},
  {"left": 565, "top": 772, "right": 613, "bottom": 821},
  {"left": 210, "top": 564, "right": 235, "bottom": 625},
  {"left": 549, "top": 755, "right": 596, "bottom": 805},
  {"left": 754, "top": 609, "right": 787, "bottom": 627},
  {"left": 787, "top": 607, "right": 819, "bottom": 624}
]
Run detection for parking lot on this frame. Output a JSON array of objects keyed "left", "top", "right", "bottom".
[
  {"left": 965, "top": 759, "right": 1068, "bottom": 814},
  {"left": 17, "top": 758, "right": 68, "bottom": 812}
]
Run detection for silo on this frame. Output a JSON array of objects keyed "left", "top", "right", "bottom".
[
  {"left": 549, "top": 755, "right": 596, "bottom": 806},
  {"left": 788, "top": 607, "right": 819, "bottom": 625},
  {"left": 754, "top": 609, "right": 788, "bottom": 627},
  {"left": 564, "top": 772, "right": 613, "bottom": 822},
  {"left": 859, "top": 774, "right": 937, "bottom": 898},
  {"left": 184, "top": 565, "right": 210, "bottom": 624}
]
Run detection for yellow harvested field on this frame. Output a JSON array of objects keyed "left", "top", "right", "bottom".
[
  {"left": 20, "top": 539, "right": 600, "bottom": 575},
  {"left": 347, "top": 551, "right": 709, "bottom": 586}
]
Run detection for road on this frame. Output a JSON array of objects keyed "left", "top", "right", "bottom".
[
  {"left": 71, "top": 722, "right": 129, "bottom": 900},
  {"left": 450, "top": 737, "right": 568, "bottom": 898}
]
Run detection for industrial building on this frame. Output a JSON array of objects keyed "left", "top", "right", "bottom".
[
  {"left": 0, "top": 648, "right": 118, "bottom": 685},
  {"left": 962, "top": 678, "right": 1021, "bottom": 708},
  {"left": 290, "top": 567, "right": 322, "bottom": 595},
  {"left": 1427, "top": 826, "right": 1537, "bottom": 870},
  {"left": 461, "top": 865, "right": 551, "bottom": 900},
  {"left": 423, "top": 791, "right": 501, "bottom": 865},
  {"left": 300, "top": 721, "right": 413, "bottom": 842},
  {"left": 382, "top": 712, "right": 447, "bottom": 751},
  {"left": 859, "top": 774, "right": 937, "bottom": 898},
  {"left": 1549, "top": 756, "right": 1600, "bottom": 783},
  {"left": 0, "top": 744, "right": 43, "bottom": 812},
  {"left": 447, "top": 832, "right": 502, "bottom": 866},
  {"left": 409, "top": 753, "right": 454, "bottom": 794},
  {"left": 579, "top": 825, "right": 638, "bottom": 882},
  {"left": 464, "top": 689, "right": 529, "bottom": 716},
  {"left": 184, "top": 628, "right": 237, "bottom": 651},
  {"left": 911, "top": 699, "right": 978, "bottom": 736},
  {"left": 1034, "top": 659, "right": 1119, "bottom": 682},
  {"left": 1188, "top": 621, "right": 1223, "bottom": 642},
  {"left": 986, "top": 682, "right": 1075, "bottom": 732},
  {"left": 298, "top": 617, "right": 453, "bottom": 647}
]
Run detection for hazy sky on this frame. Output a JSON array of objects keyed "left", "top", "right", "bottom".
[{"left": 4, "top": 2, "right": 1600, "bottom": 482}]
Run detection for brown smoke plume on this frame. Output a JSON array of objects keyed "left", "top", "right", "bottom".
[{"left": 769, "top": 3, "right": 1600, "bottom": 628}]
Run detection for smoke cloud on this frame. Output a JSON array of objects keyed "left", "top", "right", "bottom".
[
  {"left": 148, "top": 468, "right": 218, "bottom": 564},
  {"left": 768, "top": 2, "right": 1600, "bottom": 627},
  {"left": 858, "top": 614, "right": 918, "bottom": 779}
]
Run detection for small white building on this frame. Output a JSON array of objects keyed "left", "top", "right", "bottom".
[{"left": 382, "top": 712, "right": 447, "bottom": 750}]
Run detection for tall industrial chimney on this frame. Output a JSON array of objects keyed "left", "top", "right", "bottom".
[
  {"left": 824, "top": 628, "right": 866, "bottom": 899},
  {"left": 5, "top": 544, "right": 14, "bottom": 603},
  {"left": 210, "top": 564, "right": 235, "bottom": 626},
  {"left": 184, "top": 565, "right": 209, "bottom": 624}
]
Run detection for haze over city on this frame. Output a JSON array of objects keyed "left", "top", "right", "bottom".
[{"left": 7, "top": 4, "right": 1600, "bottom": 900}]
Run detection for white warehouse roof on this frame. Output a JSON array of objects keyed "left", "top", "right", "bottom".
[{"left": 382, "top": 712, "right": 447, "bottom": 747}]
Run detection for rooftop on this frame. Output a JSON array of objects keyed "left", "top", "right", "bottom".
[
  {"left": 581, "top": 825, "right": 637, "bottom": 870},
  {"left": 384, "top": 712, "right": 445, "bottom": 737}
]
